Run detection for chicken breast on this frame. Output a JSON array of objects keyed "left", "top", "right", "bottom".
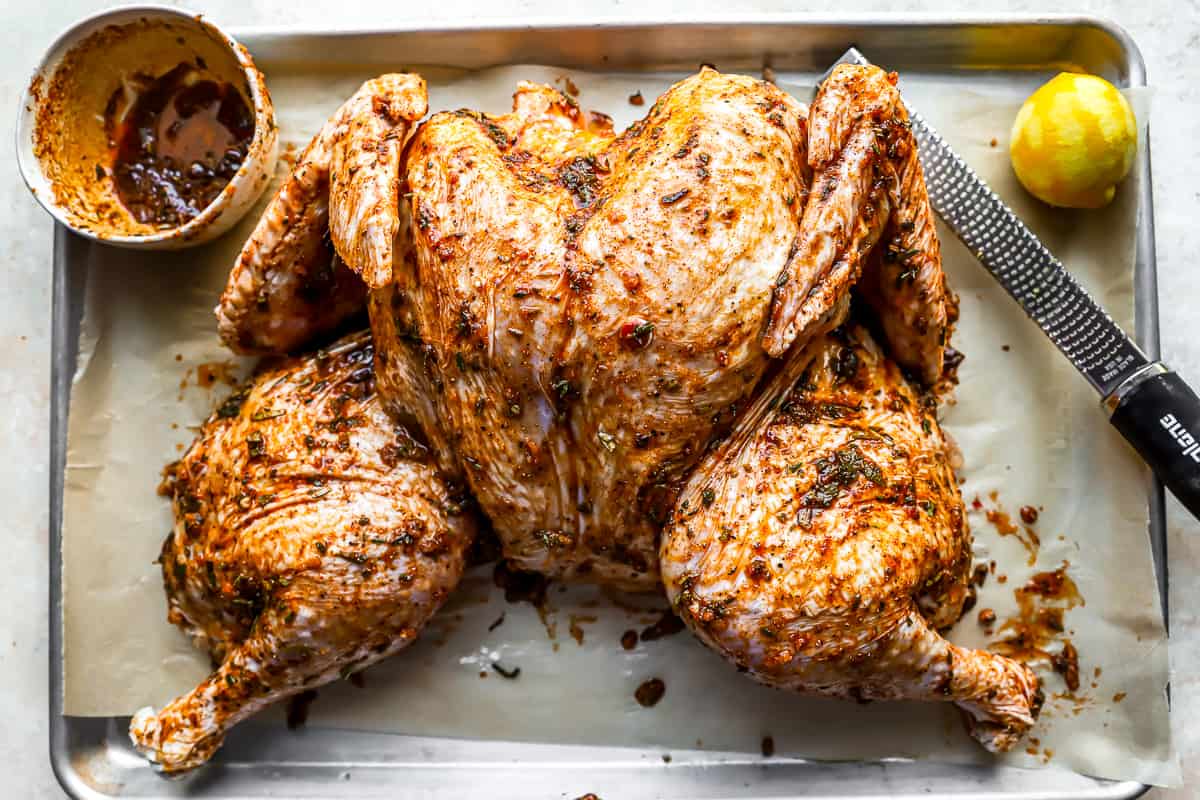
[{"left": 370, "top": 69, "right": 813, "bottom": 589}]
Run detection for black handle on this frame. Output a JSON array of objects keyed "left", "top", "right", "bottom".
[{"left": 1110, "top": 368, "right": 1200, "bottom": 518}]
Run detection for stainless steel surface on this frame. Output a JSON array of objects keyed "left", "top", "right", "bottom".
[
  {"left": 48, "top": 15, "right": 1164, "bottom": 800},
  {"left": 1103, "top": 362, "right": 1169, "bottom": 415},
  {"left": 917, "top": 109, "right": 1148, "bottom": 398}
]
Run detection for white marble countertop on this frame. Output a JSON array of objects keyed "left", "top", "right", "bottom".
[{"left": 1, "top": 0, "right": 1195, "bottom": 796}]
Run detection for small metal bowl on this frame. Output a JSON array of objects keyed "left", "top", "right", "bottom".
[{"left": 16, "top": 5, "right": 278, "bottom": 249}]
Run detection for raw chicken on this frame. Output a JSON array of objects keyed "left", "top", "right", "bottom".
[
  {"left": 660, "top": 322, "right": 1041, "bottom": 752},
  {"left": 183, "top": 63, "right": 1040, "bottom": 765},
  {"left": 131, "top": 331, "right": 475, "bottom": 773}
]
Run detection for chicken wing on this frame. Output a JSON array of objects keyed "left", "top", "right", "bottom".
[
  {"left": 216, "top": 75, "right": 427, "bottom": 354},
  {"left": 328, "top": 73, "right": 429, "bottom": 288},
  {"left": 763, "top": 65, "right": 953, "bottom": 385}
]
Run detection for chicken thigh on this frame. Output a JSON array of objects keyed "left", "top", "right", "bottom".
[
  {"left": 131, "top": 331, "right": 475, "bottom": 773},
  {"left": 660, "top": 322, "right": 1041, "bottom": 752}
]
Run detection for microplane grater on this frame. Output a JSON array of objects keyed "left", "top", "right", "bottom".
[{"left": 826, "top": 47, "right": 1200, "bottom": 519}]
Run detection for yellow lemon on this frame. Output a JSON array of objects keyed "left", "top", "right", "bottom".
[{"left": 1009, "top": 72, "right": 1137, "bottom": 209}]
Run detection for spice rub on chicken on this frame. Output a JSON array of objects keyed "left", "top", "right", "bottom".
[
  {"left": 364, "top": 67, "right": 948, "bottom": 590},
  {"left": 132, "top": 332, "right": 475, "bottom": 773},
  {"left": 661, "top": 323, "right": 1040, "bottom": 752}
]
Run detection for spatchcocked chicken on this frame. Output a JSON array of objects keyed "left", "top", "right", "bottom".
[{"left": 133, "top": 65, "right": 1041, "bottom": 772}]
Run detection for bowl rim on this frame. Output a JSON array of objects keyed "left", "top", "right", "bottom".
[{"left": 14, "top": 4, "right": 275, "bottom": 246}]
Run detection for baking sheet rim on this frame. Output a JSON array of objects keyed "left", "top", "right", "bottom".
[{"left": 45, "top": 14, "right": 1162, "bottom": 800}]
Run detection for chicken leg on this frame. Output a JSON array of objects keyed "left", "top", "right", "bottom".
[
  {"left": 131, "top": 331, "right": 475, "bottom": 772},
  {"left": 661, "top": 322, "right": 1041, "bottom": 752}
]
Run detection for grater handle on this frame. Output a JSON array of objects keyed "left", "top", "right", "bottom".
[{"left": 1108, "top": 365, "right": 1200, "bottom": 518}]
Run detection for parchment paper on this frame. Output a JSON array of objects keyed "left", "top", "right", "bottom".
[{"left": 61, "top": 64, "right": 1177, "bottom": 786}]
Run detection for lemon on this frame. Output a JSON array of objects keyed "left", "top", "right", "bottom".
[{"left": 1009, "top": 72, "right": 1137, "bottom": 209}]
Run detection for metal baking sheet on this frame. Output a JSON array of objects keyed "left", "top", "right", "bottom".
[{"left": 48, "top": 15, "right": 1165, "bottom": 799}]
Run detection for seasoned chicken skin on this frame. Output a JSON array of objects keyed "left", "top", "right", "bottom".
[
  {"left": 131, "top": 332, "right": 474, "bottom": 773},
  {"left": 176, "top": 65, "right": 1032, "bottom": 764},
  {"left": 763, "top": 65, "right": 952, "bottom": 384},
  {"left": 661, "top": 323, "right": 1041, "bottom": 752},
  {"left": 216, "top": 75, "right": 427, "bottom": 354},
  {"left": 364, "top": 67, "right": 953, "bottom": 589}
]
